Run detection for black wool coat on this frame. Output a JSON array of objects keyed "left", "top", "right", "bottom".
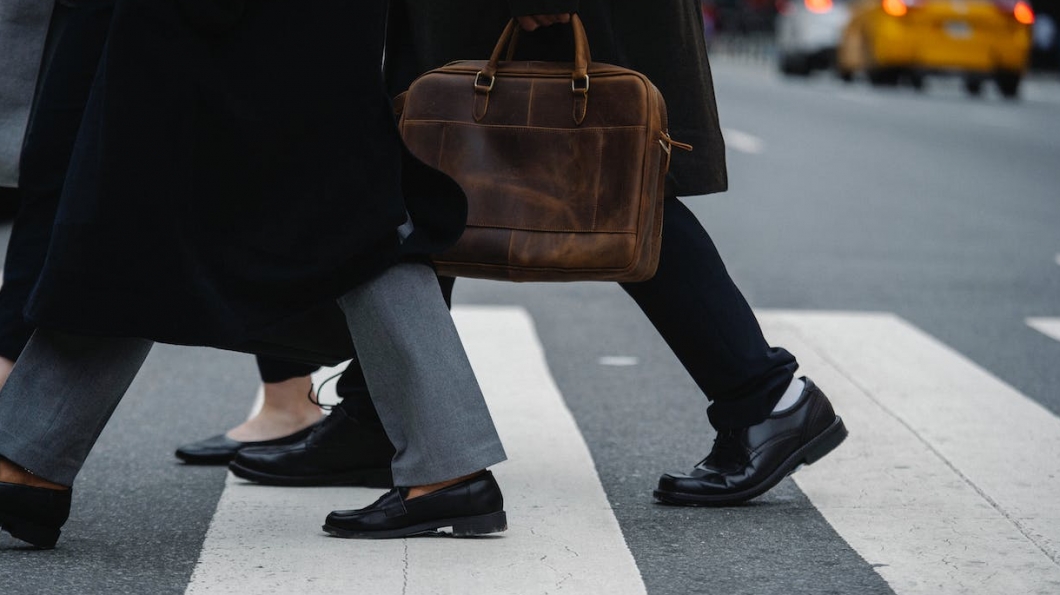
[
  {"left": 386, "top": 0, "right": 728, "bottom": 197},
  {"left": 25, "top": 0, "right": 466, "bottom": 362}
]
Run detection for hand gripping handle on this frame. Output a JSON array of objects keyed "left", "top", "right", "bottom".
[{"left": 473, "top": 15, "right": 593, "bottom": 124}]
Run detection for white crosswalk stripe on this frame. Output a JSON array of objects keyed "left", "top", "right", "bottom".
[
  {"left": 185, "top": 307, "right": 1060, "bottom": 595},
  {"left": 762, "top": 311, "right": 1060, "bottom": 595},
  {"left": 185, "top": 306, "right": 646, "bottom": 595},
  {"left": 1027, "top": 317, "right": 1060, "bottom": 344},
  {"left": 721, "top": 128, "right": 766, "bottom": 154}
]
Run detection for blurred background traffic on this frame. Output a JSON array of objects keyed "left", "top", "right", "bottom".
[
  {"left": 707, "top": 0, "right": 1059, "bottom": 96},
  {"left": 2, "top": 1, "right": 1055, "bottom": 217}
]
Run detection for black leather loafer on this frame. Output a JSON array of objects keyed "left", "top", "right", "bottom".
[
  {"left": 323, "top": 471, "right": 507, "bottom": 539},
  {"left": 175, "top": 422, "right": 320, "bottom": 465},
  {"left": 654, "top": 377, "right": 847, "bottom": 506},
  {"left": 0, "top": 481, "right": 72, "bottom": 549},
  {"left": 229, "top": 407, "right": 395, "bottom": 487}
]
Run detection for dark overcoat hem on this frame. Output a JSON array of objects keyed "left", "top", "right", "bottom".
[{"left": 23, "top": 0, "right": 469, "bottom": 365}]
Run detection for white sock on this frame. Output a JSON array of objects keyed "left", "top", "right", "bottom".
[{"left": 772, "top": 377, "right": 805, "bottom": 414}]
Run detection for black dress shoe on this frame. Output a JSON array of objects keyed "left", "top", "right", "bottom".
[
  {"left": 229, "top": 407, "right": 395, "bottom": 487},
  {"left": 0, "top": 481, "right": 72, "bottom": 549},
  {"left": 323, "top": 471, "right": 507, "bottom": 539},
  {"left": 654, "top": 377, "right": 847, "bottom": 506},
  {"left": 175, "top": 422, "right": 320, "bottom": 465}
]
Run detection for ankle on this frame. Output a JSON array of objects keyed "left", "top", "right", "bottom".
[
  {"left": 406, "top": 470, "right": 485, "bottom": 500},
  {"left": 0, "top": 356, "right": 15, "bottom": 391},
  {"left": 0, "top": 457, "right": 68, "bottom": 491},
  {"left": 261, "top": 376, "right": 322, "bottom": 414},
  {"left": 255, "top": 401, "right": 323, "bottom": 423},
  {"left": 224, "top": 405, "right": 323, "bottom": 442},
  {"left": 772, "top": 377, "right": 806, "bottom": 414}
]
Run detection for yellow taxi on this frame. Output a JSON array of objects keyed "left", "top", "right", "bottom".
[{"left": 836, "top": 0, "right": 1035, "bottom": 97}]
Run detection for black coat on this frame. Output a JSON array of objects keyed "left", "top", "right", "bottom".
[
  {"left": 386, "top": 0, "right": 727, "bottom": 197},
  {"left": 25, "top": 0, "right": 466, "bottom": 361}
]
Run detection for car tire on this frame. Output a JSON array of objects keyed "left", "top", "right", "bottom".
[
  {"left": 907, "top": 72, "right": 926, "bottom": 92},
  {"left": 867, "top": 67, "right": 900, "bottom": 87},
  {"left": 779, "top": 54, "right": 811, "bottom": 77},
  {"left": 995, "top": 72, "right": 1021, "bottom": 99},
  {"left": 963, "top": 78, "right": 983, "bottom": 97}
]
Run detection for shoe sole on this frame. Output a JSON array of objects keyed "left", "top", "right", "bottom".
[
  {"left": 228, "top": 461, "right": 393, "bottom": 488},
  {"left": 0, "top": 513, "right": 60, "bottom": 549},
  {"left": 322, "top": 511, "right": 508, "bottom": 539},
  {"left": 653, "top": 416, "right": 849, "bottom": 507},
  {"left": 175, "top": 453, "right": 237, "bottom": 466}
]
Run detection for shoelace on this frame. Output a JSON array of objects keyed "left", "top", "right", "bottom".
[
  {"left": 307, "top": 367, "right": 347, "bottom": 411},
  {"left": 697, "top": 429, "right": 745, "bottom": 469}
]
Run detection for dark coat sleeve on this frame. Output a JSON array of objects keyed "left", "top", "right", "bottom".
[{"left": 506, "top": 0, "right": 579, "bottom": 16}]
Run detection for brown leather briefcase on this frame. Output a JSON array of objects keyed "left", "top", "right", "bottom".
[{"left": 395, "top": 15, "right": 690, "bottom": 282}]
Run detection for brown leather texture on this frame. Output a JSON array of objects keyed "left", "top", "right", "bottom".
[{"left": 397, "top": 16, "right": 678, "bottom": 282}]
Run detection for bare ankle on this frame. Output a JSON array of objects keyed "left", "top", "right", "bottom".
[
  {"left": 0, "top": 356, "right": 15, "bottom": 392},
  {"left": 0, "top": 457, "right": 68, "bottom": 491},
  {"left": 406, "top": 471, "right": 485, "bottom": 500},
  {"left": 260, "top": 376, "right": 322, "bottom": 415},
  {"left": 224, "top": 386, "right": 324, "bottom": 442}
]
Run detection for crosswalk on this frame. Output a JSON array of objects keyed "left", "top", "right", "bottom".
[
  {"left": 1028, "top": 317, "right": 1060, "bottom": 344},
  {"left": 182, "top": 306, "right": 1060, "bottom": 595},
  {"left": 187, "top": 307, "right": 645, "bottom": 595},
  {"left": 771, "top": 311, "right": 1060, "bottom": 595}
]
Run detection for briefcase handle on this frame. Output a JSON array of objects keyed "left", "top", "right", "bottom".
[{"left": 474, "top": 15, "right": 593, "bottom": 123}]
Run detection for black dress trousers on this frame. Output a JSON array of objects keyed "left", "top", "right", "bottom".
[{"left": 619, "top": 197, "right": 799, "bottom": 431}]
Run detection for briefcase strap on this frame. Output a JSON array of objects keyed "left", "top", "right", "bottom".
[{"left": 474, "top": 15, "right": 594, "bottom": 124}]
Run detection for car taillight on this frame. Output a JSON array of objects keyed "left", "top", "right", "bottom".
[
  {"left": 805, "top": 0, "right": 834, "bottom": 14},
  {"left": 994, "top": 0, "right": 1035, "bottom": 24},
  {"left": 882, "top": 0, "right": 909, "bottom": 17},
  {"left": 1013, "top": 1, "right": 1035, "bottom": 24}
]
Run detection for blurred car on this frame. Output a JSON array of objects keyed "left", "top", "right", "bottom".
[
  {"left": 708, "top": 0, "right": 780, "bottom": 34},
  {"left": 836, "top": 0, "right": 1035, "bottom": 97},
  {"left": 776, "top": 0, "right": 853, "bottom": 75}
]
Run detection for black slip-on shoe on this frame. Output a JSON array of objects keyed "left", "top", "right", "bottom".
[
  {"left": 229, "top": 407, "right": 395, "bottom": 487},
  {"left": 0, "top": 481, "right": 72, "bottom": 549},
  {"left": 323, "top": 471, "right": 507, "bottom": 539},
  {"left": 654, "top": 377, "right": 848, "bottom": 507},
  {"left": 175, "top": 421, "right": 321, "bottom": 465}
]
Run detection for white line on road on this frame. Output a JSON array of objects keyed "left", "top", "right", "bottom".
[
  {"left": 1054, "top": 254, "right": 1060, "bottom": 267},
  {"left": 185, "top": 306, "right": 646, "bottom": 595},
  {"left": 834, "top": 91, "right": 881, "bottom": 106},
  {"left": 1027, "top": 317, "right": 1060, "bottom": 344},
  {"left": 188, "top": 308, "right": 1060, "bottom": 594},
  {"left": 721, "top": 127, "right": 765, "bottom": 154},
  {"left": 598, "top": 356, "right": 639, "bottom": 366},
  {"left": 760, "top": 311, "right": 1060, "bottom": 595}
]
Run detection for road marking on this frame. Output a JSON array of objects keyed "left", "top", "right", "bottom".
[
  {"left": 722, "top": 127, "right": 765, "bottom": 154},
  {"left": 1054, "top": 254, "right": 1060, "bottom": 267},
  {"left": 598, "top": 356, "right": 639, "bottom": 366},
  {"left": 1027, "top": 317, "right": 1060, "bottom": 344},
  {"left": 186, "top": 306, "right": 646, "bottom": 595},
  {"left": 189, "top": 308, "right": 1060, "bottom": 594},
  {"left": 835, "top": 91, "right": 880, "bottom": 106},
  {"left": 759, "top": 311, "right": 1060, "bottom": 595}
]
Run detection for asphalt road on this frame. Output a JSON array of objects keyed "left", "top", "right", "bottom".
[{"left": 1, "top": 59, "right": 1058, "bottom": 594}]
